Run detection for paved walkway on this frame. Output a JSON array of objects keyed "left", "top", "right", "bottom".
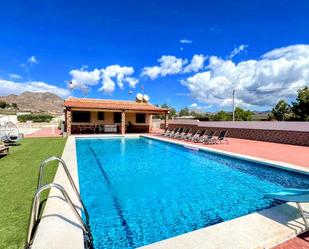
[
  {"left": 25, "top": 127, "right": 62, "bottom": 137},
  {"left": 152, "top": 134, "right": 309, "bottom": 167}
]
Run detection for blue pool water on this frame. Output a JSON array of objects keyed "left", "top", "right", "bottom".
[{"left": 76, "top": 137, "right": 309, "bottom": 249}]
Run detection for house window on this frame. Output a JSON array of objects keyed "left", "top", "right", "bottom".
[
  {"left": 136, "top": 113, "right": 146, "bottom": 123},
  {"left": 114, "top": 112, "right": 121, "bottom": 123},
  {"left": 98, "top": 112, "right": 105, "bottom": 120},
  {"left": 72, "top": 111, "right": 91, "bottom": 123}
]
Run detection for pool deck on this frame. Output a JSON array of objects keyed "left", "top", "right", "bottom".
[
  {"left": 32, "top": 134, "right": 309, "bottom": 249},
  {"left": 150, "top": 133, "right": 309, "bottom": 168}
]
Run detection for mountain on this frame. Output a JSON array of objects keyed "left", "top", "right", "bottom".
[{"left": 0, "top": 91, "right": 64, "bottom": 115}]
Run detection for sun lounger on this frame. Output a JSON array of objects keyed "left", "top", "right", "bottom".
[
  {"left": 192, "top": 129, "right": 208, "bottom": 142},
  {"left": 264, "top": 188, "right": 309, "bottom": 228},
  {"left": 164, "top": 128, "right": 175, "bottom": 137},
  {"left": 203, "top": 131, "right": 216, "bottom": 143},
  {"left": 211, "top": 130, "right": 229, "bottom": 144},
  {"left": 183, "top": 129, "right": 198, "bottom": 140},
  {"left": 189, "top": 129, "right": 201, "bottom": 141},
  {"left": 175, "top": 128, "right": 189, "bottom": 139},
  {"left": 171, "top": 127, "right": 184, "bottom": 138},
  {"left": 161, "top": 127, "right": 170, "bottom": 136},
  {"left": 179, "top": 128, "right": 191, "bottom": 140},
  {"left": 166, "top": 128, "right": 178, "bottom": 137}
]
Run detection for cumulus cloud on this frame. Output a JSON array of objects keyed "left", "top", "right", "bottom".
[
  {"left": 181, "top": 44, "right": 309, "bottom": 109},
  {"left": 141, "top": 56, "right": 187, "bottom": 80},
  {"left": 183, "top": 54, "right": 207, "bottom": 73},
  {"left": 69, "top": 68, "right": 101, "bottom": 93},
  {"left": 69, "top": 65, "right": 138, "bottom": 94},
  {"left": 179, "top": 39, "right": 192, "bottom": 44},
  {"left": 229, "top": 45, "right": 248, "bottom": 59},
  {"left": 141, "top": 54, "right": 206, "bottom": 79},
  {"left": 100, "top": 65, "right": 138, "bottom": 93},
  {"left": 0, "top": 80, "right": 70, "bottom": 98},
  {"left": 28, "top": 56, "right": 38, "bottom": 64}
]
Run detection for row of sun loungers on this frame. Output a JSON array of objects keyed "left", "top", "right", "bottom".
[{"left": 162, "top": 127, "right": 228, "bottom": 144}]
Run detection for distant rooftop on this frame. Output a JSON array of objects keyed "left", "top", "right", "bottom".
[{"left": 64, "top": 97, "right": 169, "bottom": 113}]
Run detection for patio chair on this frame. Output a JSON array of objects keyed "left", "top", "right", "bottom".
[
  {"left": 98, "top": 124, "right": 105, "bottom": 133},
  {"left": 171, "top": 127, "right": 184, "bottom": 138},
  {"left": 211, "top": 130, "right": 229, "bottom": 144},
  {"left": 179, "top": 128, "right": 191, "bottom": 140},
  {"left": 0, "top": 142, "right": 9, "bottom": 156},
  {"left": 264, "top": 189, "right": 309, "bottom": 229},
  {"left": 183, "top": 129, "right": 198, "bottom": 140},
  {"left": 203, "top": 131, "right": 216, "bottom": 144},
  {"left": 192, "top": 129, "right": 208, "bottom": 142}
]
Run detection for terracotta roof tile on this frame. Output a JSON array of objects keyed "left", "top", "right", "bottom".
[{"left": 64, "top": 97, "right": 169, "bottom": 113}]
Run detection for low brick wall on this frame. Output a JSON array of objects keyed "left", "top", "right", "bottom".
[{"left": 167, "top": 123, "right": 309, "bottom": 146}]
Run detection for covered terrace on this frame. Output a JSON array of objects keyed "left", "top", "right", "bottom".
[{"left": 64, "top": 97, "right": 169, "bottom": 135}]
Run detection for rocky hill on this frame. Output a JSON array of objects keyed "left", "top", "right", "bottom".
[{"left": 0, "top": 91, "right": 64, "bottom": 114}]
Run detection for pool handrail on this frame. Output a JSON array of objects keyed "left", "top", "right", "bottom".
[
  {"left": 25, "top": 183, "right": 93, "bottom": 249},
  {"left": 36, "top": 156, "right": 90, "bottom": 225}
]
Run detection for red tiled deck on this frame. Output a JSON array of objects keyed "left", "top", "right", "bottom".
[
  {"left": 25, "top": 127, "right": 62, "bottom": 138},
  {"left": 272, "top": 231, "right": 309, "bottom": 249},
  {"left": 151, "top": 134, "right": 309, "bottom": 168}
]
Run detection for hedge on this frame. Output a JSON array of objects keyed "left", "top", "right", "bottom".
[{"left": 17, "top": 114, "right": 53, "bottom": 123}]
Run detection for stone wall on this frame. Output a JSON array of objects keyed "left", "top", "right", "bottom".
[{"left": 167, "top": 122, "right": 309, "bottom": 146}]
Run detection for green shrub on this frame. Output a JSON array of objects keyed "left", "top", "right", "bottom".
[{"left": 17, "top": 114, "right": 53, "bottom": 123}]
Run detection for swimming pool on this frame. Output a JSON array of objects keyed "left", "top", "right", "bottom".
[{"left": 76, "top": 137, "right": 309, "bottom": 249}]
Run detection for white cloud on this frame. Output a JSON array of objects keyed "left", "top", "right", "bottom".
[
  {"left": 8, "top": 73, "right": 22, "bottom": 80},
  {"left": 141, "top": 56, "right": 187, "bottom": 80},
  {"left": 141, "top": 54, "right": 206, "bottom": 79},
  {"left": 189, "top": 103, "right": 198, "bottom": 108},
  {"left": 0, "top": 80, "right": 70, "bottom": 98},
  {"left": 28, "top": 56, "right": 38, "bottom": 64},
  {"left": 181, "top": 44, "right": 309, "bottom": 109},
  {"left": 189, "top": 102, "right": 212, "bottom": 110},
  {"left": 69, "top": 68, "right": 101, "bottom": 93},
  {"left": 183, "top": 54, "right": 206, "bottom": 73},
  {"left": 69, "top": 65, "right": 138, "bottom": 94},
  {"left": 229, "top": 45, "right": 248, "bottom": 59},
  {"left": 100, "top": 65, "right": 138, "bottom": 93},
  {"left": 179, "top": 39, "right": 192, "bottom": 44}
]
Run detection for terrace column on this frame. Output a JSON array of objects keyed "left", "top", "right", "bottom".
[
  {"left": 66, "top": 108, "right": 72, "bottom": 135},
  {"left": 121, "top": 111, "right": 125, "bottom": 135},
  {"left": 148, "top": 114, "right": 153, "bottom": 133},
  {"left": 164, "top": 113, "right": 168, "bottom": 129}
]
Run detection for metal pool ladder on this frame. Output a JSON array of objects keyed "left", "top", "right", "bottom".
[{"left": 24, "top": 156, "right": 93, "bottom": 249}]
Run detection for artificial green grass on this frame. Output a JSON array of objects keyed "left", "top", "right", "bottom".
[{"left": 0, "top": 137, "right": 67, "bottom": 249}]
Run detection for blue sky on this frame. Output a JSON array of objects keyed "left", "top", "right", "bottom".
[{"left": 0, "top": 0, "right": 309, "bottom": 111}]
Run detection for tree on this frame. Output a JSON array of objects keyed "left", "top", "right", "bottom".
[
  {"left": 178, "top": 107, "right": 190, "bottom": 117},
  {"left": 291, "top": 87, "right": 309, "bottom": 121},
  {"left": 0, "top": 100, "right": 7, "bottom": 109},
  {"left": 212, "top": 110, "right": 231, "bottom": 121},
  {"left": 271, "top": 100, "right": 291, "bottom": 121},
  {"left": 11, "top": 103, "right": 19, "bottom": 110},
  {"left": 234, "top": 107, "right": 253, "bottom": 121},
  {"left": 161, "top": 103, "right": 176, "bottom": 118}
]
